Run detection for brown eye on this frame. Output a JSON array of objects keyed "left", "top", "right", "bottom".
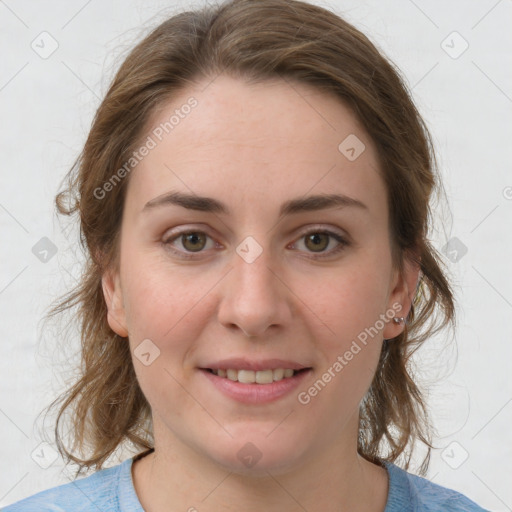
[
  {"left": 163, "top": 229, "right": 218, "bottom": 259},
  {"left": 291, "top": 229, "right": 349, "bottom": 259},
  {"left": 304, "top": 233, "right": 330, "bottom": 252},
  {"left": 181, "top": 232, "right": 207, "bottom": 252}
]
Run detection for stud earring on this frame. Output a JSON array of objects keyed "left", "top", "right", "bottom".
[{"left": 393, "top": 317, "right": 405, "bottom": 324}]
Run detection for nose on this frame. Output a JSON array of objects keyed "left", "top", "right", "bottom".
[{"left": 217, "top": 245, "right": 293, "bottom": 338}]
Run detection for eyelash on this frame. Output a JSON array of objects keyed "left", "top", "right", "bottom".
[{"left": 162, "top": 227, "right": 350, "bottom": 260}]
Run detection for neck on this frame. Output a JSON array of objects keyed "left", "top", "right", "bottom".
[{"left": 132, "top": 419, "right": 389, "bottom": 512}]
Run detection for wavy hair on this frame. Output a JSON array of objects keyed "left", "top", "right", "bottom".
[{"left": 41, "top": 0, "right": 454, "bottom": 477}]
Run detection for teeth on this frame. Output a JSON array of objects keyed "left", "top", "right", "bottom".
[
  {"left": 273, "top": 368, "right": 284, "bottom": 380},
  {"left": 211, "top": 368, "right": 300, "bottom": 383},
  {"left": 255, "top": 369, "right": 273, "bottom": 384}
]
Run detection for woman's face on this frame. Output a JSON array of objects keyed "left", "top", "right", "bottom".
[{"left": 103, "top": 74, "right": 417, "bottom": 474}]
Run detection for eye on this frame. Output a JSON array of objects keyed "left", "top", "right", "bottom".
[
  {"left": 163, "top": 230, "right": 217, "bottom": 258},
  {"left": 291, "top": 229, "right": 349, "bottom": 258},
  {"left": 162, "top": 227, "right": 350, "bottom": 260}
]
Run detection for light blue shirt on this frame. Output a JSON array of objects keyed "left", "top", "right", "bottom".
[{"left": 1, "top": 456, "right": 490, "bottom": 511}]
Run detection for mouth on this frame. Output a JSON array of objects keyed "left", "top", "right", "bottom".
[
  {"left": 203, "top": 367, "right": 310, "bottom": 384},
  {"left": 199, "top": 365, "right": 313, "bottom": 404}
]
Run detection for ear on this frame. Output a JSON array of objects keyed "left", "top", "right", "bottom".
[
  {"left": 102, "top": 268, "right": 129, "bottom": 338},
  {"left": 382, "top": 253, "right": 421, "bottom": 340}
]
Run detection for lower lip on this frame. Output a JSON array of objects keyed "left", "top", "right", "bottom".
[{"left": 199, "top": 368, "right": 312, "bottom": 404}]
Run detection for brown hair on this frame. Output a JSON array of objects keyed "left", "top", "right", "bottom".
[{"left": 42, "top": 0, "right": 454, "bottom": 477}]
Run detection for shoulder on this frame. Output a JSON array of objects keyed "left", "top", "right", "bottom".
[
  {"left": 1, "top": 459, "right": 138, "bottom": 512},
  {"left": 384, "top": 461, "right": 490, "bottom": 512}
]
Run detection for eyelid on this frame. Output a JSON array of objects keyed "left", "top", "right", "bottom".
[
  {"left": 293, "top": 224, "right": 348, "bottom": 240},
  {"left": 162, "top": 224, "right": 214, "bottom": 242}
]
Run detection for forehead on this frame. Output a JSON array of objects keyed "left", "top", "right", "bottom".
[{"left": 126, "top": 74, "right": 385, "bottom": 218}]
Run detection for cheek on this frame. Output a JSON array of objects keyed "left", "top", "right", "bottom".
[
  {"left": 298, "top": 252, "right": 392, "bottom": 347},
  {"left": 120, "top": 253, "right": 217, "bottom": 414},
  {"left": 120, "top": 250, "right": 214, "bottom": 356},
  {"left": 293, "top": 249, "right": 391, "bottom": 411},
  {"left": 296, "top": 264, "right": 388, "bottom": 424}
]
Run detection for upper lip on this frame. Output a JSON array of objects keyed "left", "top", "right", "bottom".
[{"left": 200, "top": 358, "right": 312, "bottom": 371}]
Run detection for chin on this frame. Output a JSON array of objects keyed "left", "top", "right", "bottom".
[{"left": 202, "top": 427, "right": 309, "bottom": 476}]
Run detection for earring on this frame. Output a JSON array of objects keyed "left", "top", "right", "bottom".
[{"left": 393, "top": 317, "right": 405, "bottom": 324}]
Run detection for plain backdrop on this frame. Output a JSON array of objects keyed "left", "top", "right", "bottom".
[{"left": 1, "top": 0, "right": 511, "bottom": 510}]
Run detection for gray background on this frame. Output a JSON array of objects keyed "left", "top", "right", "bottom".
[{"left": 1, "top": 0, "right": 511, "bottom": 509}]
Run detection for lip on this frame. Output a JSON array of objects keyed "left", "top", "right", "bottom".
[
  {"left": 199, "top": 367, "right": 312, "bottom": 404},
  {"left": 199, "top": 357, "right": 311, "bottom": 372}
]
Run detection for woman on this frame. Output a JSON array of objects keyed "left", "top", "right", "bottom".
[{"left": 3, "top": 0, "right": 489, "bottom": 510}]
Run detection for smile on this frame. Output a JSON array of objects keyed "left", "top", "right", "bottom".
[
  {"left": 206, "top": 368, "right": 304, "bottom": 384},
  {"left": 200, "top": 366, "right": 312, "bottom": 404}
]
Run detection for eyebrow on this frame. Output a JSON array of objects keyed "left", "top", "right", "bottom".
[{"left": 142, "top": 191, "right": 368, "bottom": 217}]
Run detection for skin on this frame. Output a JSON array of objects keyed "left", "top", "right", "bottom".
[{"left": 102, "top": 74, "right": 419, "bottom": 512}]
